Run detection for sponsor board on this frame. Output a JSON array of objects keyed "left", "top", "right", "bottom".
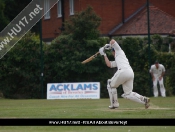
[{"left": 47, "top": 82, "right": 100, "bottom": 99}]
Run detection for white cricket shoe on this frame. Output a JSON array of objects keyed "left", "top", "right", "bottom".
[
  {"left": 108, "top": 103, "right": 119, "bottom": 109},
  {"left": 108, "top": 106, "right": 118, "bottom": 109}
]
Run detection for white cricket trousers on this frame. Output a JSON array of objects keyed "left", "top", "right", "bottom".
[
  {"left": 153, "top": 77, "right": 166, "bottom": 97},
  {"left": 110, "top": 68, "right": 134, "bottom": 94},
  {"left": 110, "top": 68, "right": 148, "bottom": 105}
]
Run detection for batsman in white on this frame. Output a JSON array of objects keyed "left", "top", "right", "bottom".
[
  {"left": 99, "top": 39, "right": 150, "bottom": 109},
  {"left": 149, "top": 61, "right": 166, "bottom": 97},
  {"left": 106, "top": 48, "right": 119, "bottom": 109}
]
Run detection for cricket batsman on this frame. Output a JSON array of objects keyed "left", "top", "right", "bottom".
[{"left": 99, "top": 39, "right": 150, "bottom": 109}]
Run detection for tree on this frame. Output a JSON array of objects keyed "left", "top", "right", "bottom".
[
  {"left": 4, "top": 0, "right": 31, "bottom": 21},
  {"left": 2, "top": 0, "right": 39, "bottom": 33},
  {"left": 63, "top": 6, "right": 101, "bottom": 40},
  {"left": 0, "top": 32, "right": 41, "bottom": 98},
  {"left": 0, "top": 0, "right": 9, "bottom": 31}
]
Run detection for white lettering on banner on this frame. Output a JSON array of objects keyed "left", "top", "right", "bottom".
[{"left": 47, "top": 82, "right": 100, "bottom": 99}]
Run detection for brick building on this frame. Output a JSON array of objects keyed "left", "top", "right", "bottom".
[{"left": 42, "top": 0, "right": 175, "bottom": 42}]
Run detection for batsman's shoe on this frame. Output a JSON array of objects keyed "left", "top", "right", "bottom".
[
  {"left": 108, "top": 106, "right": 118, "bottom": 109},
  {"left": 109, "top": 103, "right": 119, "bottom": 109},
  {"left": 144, "top": 97, "right": 150, "bottom": 109},
  {"left": 109, "top": 106, "right": 114, "bottom": 109}
]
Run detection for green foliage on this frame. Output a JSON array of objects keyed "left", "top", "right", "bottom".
[
  {"left": 151, "top": 34, "right": 171, "bottom": 52},
  {"left": 165, "top": 76, "right": 173, "bottom": 96},
  {"left": 151, "top": 34, "right": 163, "bottom": 51},
  {"left": 170, "top": 39, "right": 175, "bottom": 52},
  {"left": 0, "top": 0, "right": 9, "bottom": 31},
  {"left": 63, "top": 6, "right": 101, "bottom": 40},
  {"left": 0, "top": 32, "right": 41, "bottom": 98},
  {"left": 1, "top": 0, "right": 38, "bottom": 33},
  {"left": 163, "top": 53, "right": 175, "bottom": 95}
]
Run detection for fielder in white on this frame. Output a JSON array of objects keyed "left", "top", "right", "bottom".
[
  {"left": 99, "top": 39, "right": 150, "bottom": 109},
  {"left": 149, "top": 61, "right": 166, "bottom": 97}
]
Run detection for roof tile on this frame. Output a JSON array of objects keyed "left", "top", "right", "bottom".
[{"left": 112, "top": 5, "right": 175, "bottom": 35}]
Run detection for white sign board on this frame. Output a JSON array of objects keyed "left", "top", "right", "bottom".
[{"left": 47, "top": 82, "right": 100, "bottom": 99}]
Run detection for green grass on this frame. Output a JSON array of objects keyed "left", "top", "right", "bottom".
[
  {"left": 0, "top": 97, "right": 175, "bottom": 131},
  {"left": 0, "top": 126, "right": 175, "bottom": 132}
]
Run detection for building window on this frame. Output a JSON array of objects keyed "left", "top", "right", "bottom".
[
  {"left": 44, "top": 0, "right": 50, "bottom": 19},
  {"left": 57, "top": 0, "right": 62, "bottom": 17},
  {"left": 69, "top": 0, "right": 74, "bottom": 15}
]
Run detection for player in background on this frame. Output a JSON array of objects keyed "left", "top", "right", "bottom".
[
  {"left": 99, "top": 39, "right": 150, "bottom": 109},
  {"left": 150, "top": 61, "right": 166, "bottom": 97}
]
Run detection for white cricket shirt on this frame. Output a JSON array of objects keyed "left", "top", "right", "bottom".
[
  {"left": 149, "top": 64, "right": 165, "bottom": 78},
  {"left": 110, "top": 42, "right": 131, "bottom": 69}
]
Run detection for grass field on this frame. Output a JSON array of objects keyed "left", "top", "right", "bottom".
[{"left": 0, "top": 97, "right": 175, "bottom": 132}]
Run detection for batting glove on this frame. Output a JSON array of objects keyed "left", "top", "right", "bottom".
[
  {"left": 104, "top": 44, "right": 112, "bottom": 50},
  {"left": 99, "top": 47, "right": 106, "bottom": 56}
]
